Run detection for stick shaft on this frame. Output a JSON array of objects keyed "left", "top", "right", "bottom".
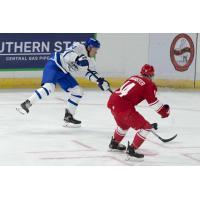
[{"left": 87, "top": 69, "right": 114, "bottom": 93}]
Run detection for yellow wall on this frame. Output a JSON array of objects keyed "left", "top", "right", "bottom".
[{"left": 1, "top": 77, "right": 200, "bottom": 89}]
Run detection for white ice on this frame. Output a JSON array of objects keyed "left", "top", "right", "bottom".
[{"left": 0, "top": 88, "right": 200, "bottom": 166}]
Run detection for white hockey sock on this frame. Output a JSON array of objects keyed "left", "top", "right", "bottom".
[
  {"left": 66, "top": 86, "right": 83, "bottom": 115},
  {"left": 28, "top": 83, "right": 55, "bottom": 104}
]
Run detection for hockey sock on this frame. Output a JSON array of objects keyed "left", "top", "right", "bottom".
[
  {"left": 132, "top": 131, "right": 145, "bottom": 149},
  {"left": 132, "top": 122, "right": 152, "bottom": 149},
  {"left": 28, "top": 83, "right": 55, "bottom": 104},
  {"left": 114, "top": 127, "right": 128, "bottom": 143},
  {"left": 66, "top": 86, "right": 83, "bottom": 115},
  {"left": 132, "top": 129, "right": 150, "bottom": 149}
]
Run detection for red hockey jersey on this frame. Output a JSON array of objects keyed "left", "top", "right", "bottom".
[{"left": 107, "top": 75, "right": 163, "bottom": 112}]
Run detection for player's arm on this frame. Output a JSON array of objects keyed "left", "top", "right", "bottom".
[
  {"left": 146, "top": 84, "right": 170, "bottom": 118},
  {"left": 65, "top": 43, "right": 110, "bottom": 91},
  {"left": 85, "top": 68, "right": 110, "bottom": 91},
  {"left": 84, "top": 59, "right": 110, "bottom": 91},
  {"left": 63, "top": 51, "right": 110, "bottom": 91}
]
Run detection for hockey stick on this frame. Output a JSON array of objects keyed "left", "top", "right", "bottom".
[
  {"left": 87, "top": 69, "right": 114, "bottom": 93},
  {"left": 150, "top": 129, "right": 177, "bottom": 143},
  {"left": 108, "top": 88, "right": 113, "bottom": 93}
]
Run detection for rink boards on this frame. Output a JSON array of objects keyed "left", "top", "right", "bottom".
[
  {"left": 1, "top": 33, "right": 200, "bottom": 89},
  {"left": 0, "top": 77, "right": 200, "bottom": 89}
]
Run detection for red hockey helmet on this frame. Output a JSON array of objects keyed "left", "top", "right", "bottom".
[{"left": 140, "top": 64, "right": 155, "bottom": 77}]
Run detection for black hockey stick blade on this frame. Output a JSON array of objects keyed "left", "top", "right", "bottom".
[
  {"left": 157, "top": 134, "right": 177, "bottom": 143},
  {"left": 151, "top": 130, "right": 177, "bottom": 143}
]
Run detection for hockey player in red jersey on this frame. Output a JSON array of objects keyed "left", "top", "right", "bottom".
[{"left": 107, "top": 64, "right": 170, "bottom": 158}]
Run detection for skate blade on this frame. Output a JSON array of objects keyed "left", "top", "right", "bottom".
[
  {"left": 108, "top": 149, "right": 126, "bottom": 153},
  {"left": 125, "top": 154, "right": 144, "bottom": 162},
  {"left": 63, "top": 122, "right": 81, "bottom": 128},
  {"left": 16, "top": 107, "right": 27, "bottom": 115}
]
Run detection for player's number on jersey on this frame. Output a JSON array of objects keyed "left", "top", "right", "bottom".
[{"left": 117, "top": 81, "right": 136, "bottom": 97}]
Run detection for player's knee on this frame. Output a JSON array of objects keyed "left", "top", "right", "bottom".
[
  {"left": 117, "top": 126, "right": 128, "bottom": 136},
  {"left": 43, "top": 83, "right": 55, "bottom": 94},
  {"left": 138, "top": 122, "right": 152, "bottom": 138},
  {"left": 137, "top": 129, "right": 149, "bottom": 139},
  {"left": 71, "top": 86, "right": 84, "bottom": 97}
]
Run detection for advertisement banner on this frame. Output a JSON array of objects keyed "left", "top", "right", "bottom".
[
  {"left": 0, "top": 33, "right": 94, "bottom": 70},
  {"left": 149, "top": 33, "right": 197, "bottom": 80}
]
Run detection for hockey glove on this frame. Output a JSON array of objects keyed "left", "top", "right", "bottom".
[
  {"left": 97, "top": 77, "right": 110, "bottom": 91},
  {"left": 157, "top": 104, "right": 170, "bottom": 118},
  {"left": 75, "top": 55, "right": 89, "bottom": 67}
]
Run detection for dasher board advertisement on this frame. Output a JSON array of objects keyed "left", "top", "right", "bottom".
[{"left": 0, "top": 33, "right": 94, "bottom": 70}]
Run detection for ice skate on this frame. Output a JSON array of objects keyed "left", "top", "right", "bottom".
[
  {"left": 63, "top": 109, "right": 81, "bottom": 128},
  {"left": 126, "top": 142, "right": 144, "bottom": 160},
  {"left": 16, "top": 100, "right": 32, "bottom": 115},
  {"left": 109, "top": 137, "right": 126, "bottom": 151}
]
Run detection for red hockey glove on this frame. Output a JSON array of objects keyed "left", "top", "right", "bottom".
[{"left": 157, "top": 104, "right": 170, "bottom": 118}]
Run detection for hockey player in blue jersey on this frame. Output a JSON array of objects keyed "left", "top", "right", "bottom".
[{"left": 16, "top": 38, "right": 111, "bottom": 128}]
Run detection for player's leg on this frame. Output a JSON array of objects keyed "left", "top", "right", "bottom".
[
  {"left": 109, "top": 126, "right": 128, "bottom": 151},
  {"left": 108, "top": 108, "right": 130, "bottom": 151},
  {"left": 129, "top": 112, "right": 152, "bottom": 149},
  {"left": 57, "top": 74, "right": 83, "bottom": 127},
  {"left": 16, "top": 60, "right": 57, "bottom": 114},
  {"left": 28, "top": 83, "right": 55, "bottom": 104},
  {"left": 113, "top": 126, "right": 128, "bottom": 144},
  {"left": 110, "top": 109, "right": 148, "bottom": 158},
  {"left": 66, "top": 86, "right": 83, "bottom": 116},
  {"left": 63, "top": 86, "right": 83, "bottom": 127},
  {"left": 107, "top": 96, "right": 145, "bottom": 158},
  {"left": 132, "top": 124, "right": 152, "bottom": 149}
]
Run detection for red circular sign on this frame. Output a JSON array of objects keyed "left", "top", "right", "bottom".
[{"left": 170, "top": 33, "right": 195, "bottom": 72}]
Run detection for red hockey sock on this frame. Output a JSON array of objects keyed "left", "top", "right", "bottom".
[
  {"left": 114, "top": 128, "right": 126, "bottom": 143},
  {"left": 131, "top": 131, "right": 146, "bottom": 149}
]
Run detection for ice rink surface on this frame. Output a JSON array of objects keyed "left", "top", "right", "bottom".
[{"left": 0, "top": 88, "right": 200, "bottom": 166}]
